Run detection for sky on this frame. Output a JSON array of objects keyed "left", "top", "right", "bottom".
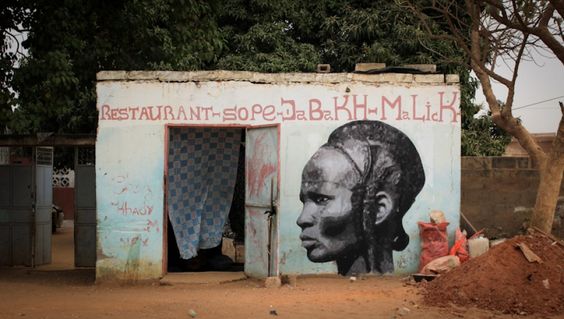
[{"left": 473, "top": 53, "right": 563, "bottom": 134}]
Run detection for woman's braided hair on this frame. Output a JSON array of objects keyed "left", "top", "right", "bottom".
[{"left": 322, "top": 121, "right": 425, "bottom": 269}]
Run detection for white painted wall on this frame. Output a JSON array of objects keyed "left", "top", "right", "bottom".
[{"left": 96, "top": 72, "right": 460, "bottom": 280}]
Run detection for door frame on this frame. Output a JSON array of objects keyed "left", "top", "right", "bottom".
[
  {"left": 163, "top": 123, "right": 281, "bottom": 277},
  {"left": 244, "top": 124, "right": 281, "bottom": 277}
]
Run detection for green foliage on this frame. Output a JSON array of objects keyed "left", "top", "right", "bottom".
[
  {"left": 2, "top": 0, "right": 502, "bottom": 159},
  {"left": 462, "top": 102, "right": 512, "bottom": 156},
  {"left": 214, "top": 0, "right": 320, "bottom": 72},
  {"left": 309, "top": 3, "right": 463, "bottom": 71},
  {"left": 7, "top": 0, "right": 222, "bottom": 134},
  {"left": 457, "top": 66, "right": 511, "bottom": 156},
  {"left": 0, "top": 50, "right": 16, "bottom": 133},
  {"left": 217, "top": 21, "right": 320, "bottom": 72},
  {"left": 0, "top": 0, "right": 28, "bottom": 133},
  {"left": 214, "top": 0, "right": 467, "bottom": 73}
]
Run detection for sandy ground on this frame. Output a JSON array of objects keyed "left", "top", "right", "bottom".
[
  {"left": 38, "top": 220, "right": 75, "bottom": 271},
  {"left": 0, "top": 223, "right": 559, "bottom": 319}
]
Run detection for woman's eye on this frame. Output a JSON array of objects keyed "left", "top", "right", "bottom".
[{"left": 313, "top": 195, "right": 331, "bottom": 204}]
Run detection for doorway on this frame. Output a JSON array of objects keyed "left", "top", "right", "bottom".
[
  {"left": 0, "top": 136, "right": 96, "bottom": 272},
  {"left": 166, "top": 127, "right": 245, "bottom": 272},
  {"left": 0, "top": 146, "right": 53, "bottom": 267},
  {"left": 165, "top": 125, "right": 280, "bottom": 278},
  {"left": 40, "top": 146, "right": 96, "bottom": 270}
]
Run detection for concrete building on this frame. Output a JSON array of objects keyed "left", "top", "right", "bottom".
[
  {"left": 95, "top": 70, "right": 461, "bottom": 281},
  {"left": 504, "top": 133, "right": 555, "bottom": 157}
]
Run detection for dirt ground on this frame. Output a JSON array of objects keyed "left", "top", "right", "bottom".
[
  {"left": 0, "top": 223, "right": 560, "bottom": 319},
  {"left": 424, "top": 233, "right": 563, "bottom": 316}
]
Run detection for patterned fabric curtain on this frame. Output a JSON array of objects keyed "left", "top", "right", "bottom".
[{"left": 167, "top": 127, "right": 241, "bottom": 259}]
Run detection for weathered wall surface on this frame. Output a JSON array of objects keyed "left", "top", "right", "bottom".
[
  {"left": 461, "top": 157, "right": 564, "bottom": 239},
  {"left": 96, "top": 71, "right": 460, "bottom": 281},
  {"left": 95, "top": 125, "right": 164, "bottom": 281}
]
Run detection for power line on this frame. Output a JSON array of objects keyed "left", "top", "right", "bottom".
[{"left": 513, "top": 96, "right": 564, "bottom": 110}]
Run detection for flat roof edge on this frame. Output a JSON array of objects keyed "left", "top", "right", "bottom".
[{"left": 96, "top": 70, "right": 459, "bottom": 84}]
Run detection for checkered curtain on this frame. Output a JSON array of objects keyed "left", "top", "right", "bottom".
[{"left": 167, "top": 127, "right": 241, "bottom": 259}]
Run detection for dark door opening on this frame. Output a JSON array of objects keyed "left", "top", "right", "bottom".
[{"left": 166, "top": 127, "right": 245, "bottom": 272}]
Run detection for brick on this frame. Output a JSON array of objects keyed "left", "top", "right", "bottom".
[
  {"left": 445, "top": 74, "right": 460, "bottom": 83},
  {"left": 401, "top": 64, "right": 436, "bottom": 73},
  {"left": 414, "top": 74, "right": 444, "bottom": 83},
  {"left": 461, "top": 157, "right": 491, "bottom": 170},
  {"left": 514, "top": 157, "right": 530, "bottom": 168},
  {"left": 316, "top": 64, "right": 331, "bottom": 73},
  {"left": 354, "top": 63, "right": 386, "bottom": 72},
  {"left": 97, "top": 71, "right": 127, "bottom": 80},
  {"left": 378, "top": 73, "right": 414, "bottom": 83},
  {"left": 351, "top": 73, "right": 415, "bottom": 83},
  {"left": 492, "top": 157, "right": 520, "bottom": 169},
  {"left": 462, "top": 169, "right": 491, "bottom": 178},
  {"left": 515, "top": 170, "right": 540, "bottom": 180},
  {"left": 351, "top": 73, "right": 384, "bottom": 83}
]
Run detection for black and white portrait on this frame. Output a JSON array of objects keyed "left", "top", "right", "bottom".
[{"left": 297, "top": 120, "right": 425, "bottom": 275}]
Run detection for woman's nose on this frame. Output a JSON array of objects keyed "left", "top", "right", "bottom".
[{"left": 297, "top": 203, "right": 315, "bottom": 228}]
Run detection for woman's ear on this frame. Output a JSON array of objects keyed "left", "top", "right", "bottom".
[{"left": 374, "top": 191, "right": 394, "bottom": 225}]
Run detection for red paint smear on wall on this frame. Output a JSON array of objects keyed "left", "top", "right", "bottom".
[{"left": 247, "top": 133, "right": 276, "bottom": 198}]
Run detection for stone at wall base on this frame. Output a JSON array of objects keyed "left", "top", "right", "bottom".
[
  {"left": 469, "top": 237, "right": 489, "bottom": 258},
  {"left": 264, "top": 276, "right": 282, "bottom": 288}
]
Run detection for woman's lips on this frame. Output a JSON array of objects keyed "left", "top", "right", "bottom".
[{"left": 300, "top": 235, "right": 318, "bottom": 248}]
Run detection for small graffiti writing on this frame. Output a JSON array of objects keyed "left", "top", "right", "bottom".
[
  {"left": 144, "top": 219, "right": 160, "bottom": 233},
  {"left": 99, "top": 92, "right": 460, "bottom": 124},
  {"left": 120, "top": 235, "right": 149, "bottom": 247},
  {"left": 115, "top": 201, "right": 153, "bottom": 216},
  {"left": 110, "top": 174, "right": 155, "bottom": 222}
]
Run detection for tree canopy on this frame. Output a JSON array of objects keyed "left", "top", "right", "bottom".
[
  {"left": 398, "top": 0, "right": 564, "bottom": 232},
  {"left": 4, "top": 0, "right": 222, "bottom": 134},
  {"left": 1, "top": 0, "right": 499, "bottom": 156},
  {"left": 462, "top": 103, "right": 512, "bottom": 156}
]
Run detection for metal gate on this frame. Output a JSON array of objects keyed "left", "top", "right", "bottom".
[
  {"left": 74, "top": 147, "right": 96, "bottom": 267},
  {"left": 33, "top": 147, "right": 54, "bottom": 265},
  {"left": 0, "top": 147, "right": 53, "bottom": 266}
]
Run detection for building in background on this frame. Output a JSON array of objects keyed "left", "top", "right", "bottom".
[{"left": 504, "top": 133, "right": 555, "bottom": 157}]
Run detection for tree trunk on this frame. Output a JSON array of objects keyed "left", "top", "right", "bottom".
[
  {"left": 530, "top": 104, "right": 564, "bottom": 233},
  {"left": 475, "top": 57, "right": 563, "bottom": 234},
  {"left": 531, "top": 161, "right": 564, "bottom": 233}
]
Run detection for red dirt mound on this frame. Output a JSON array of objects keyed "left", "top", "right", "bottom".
[{"left": 423, "top": 232, "right": 564, "bottom": 315}]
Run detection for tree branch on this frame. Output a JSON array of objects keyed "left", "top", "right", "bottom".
[
  {"left": 557, "top": 21, "right": 564, "bottom": 42},
  {"left": 555, "top": 102, "right": 564, "bottom": 157},
  {"left": 539, "top": 3, "right": 557, "bottom": 28},
  {"left": 548, "top": 0, "right": 564, "bottom": 18},
  {"left": 503, "top": 33, "right": 529, "bottom": 119},
  {"left": 510, "top": 0, "right": 528, "bottom": 29},
  {"left": 487, "top": 3, "right": 564, "bottom": 64}
]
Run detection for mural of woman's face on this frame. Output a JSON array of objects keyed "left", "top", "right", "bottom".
[{"left": 297, "top": 147, "right": 361, "bottom": 263}]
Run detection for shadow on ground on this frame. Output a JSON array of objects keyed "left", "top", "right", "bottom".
[{"left": 0, "top": 267, "right": 95, "bottom": 286}]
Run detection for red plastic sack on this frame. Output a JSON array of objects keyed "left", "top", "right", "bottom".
[
  {"left": 418, "top": 221, "right": 449, "bottom": 271},
  {"left": 449, "top": 228, "right": 469, "bottom": 263}
]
